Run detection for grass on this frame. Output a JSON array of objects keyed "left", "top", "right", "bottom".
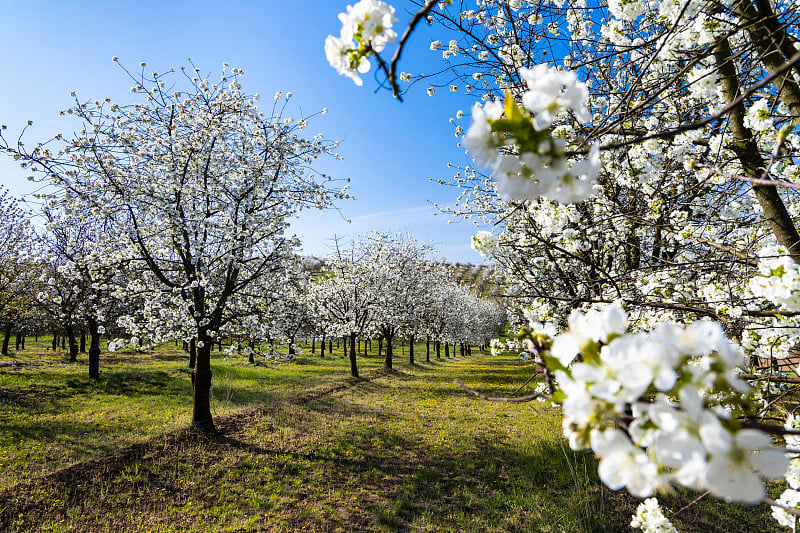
[{"left": 0, "top": 337, "right": 787, "bottom": 531}]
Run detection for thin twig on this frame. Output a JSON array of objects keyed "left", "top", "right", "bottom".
[
  {"left": 670, "top": 490, "right": 710, "bottom": 518},
  {"left": 739, "top": 420, "right": 800, "bottom": 436},
  {"left": 698, "top": 164, "right": 800, "bottom": 191},
  {"left": 386, "top": 0, "right": 439, "bottom": 100},
  {"left": 511, "top": 370, "right": 542, "bottom": 397},
  {"left": 764, "top": 495, "right": 800, "bottom": 516},
  {"left": 740, "top": 374, "right": 800, "bottom": 384},
  {"left": 454, "top": 379, "right": 547, "bottom": 402}
]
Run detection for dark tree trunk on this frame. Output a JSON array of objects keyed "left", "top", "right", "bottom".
[
  {"left": 189, "top": 338, "right": 197, "bottom": 369},
  {"left": 445, "top": 343, "right": 450, "bottom": 358},
  {"left": 218, "top": 339, "right": 222, "bottom": 351},
  {"left": 311, "top": 338, "right": 315, "bottom": 354},
  {"left": 384, "top": 334, "right": 393, "bottom": 370},
  {"left": 88, "top": 318, "right": 101, "bottom": 379},
  {"left": 52, "top": 334, "right": 58, "bottom": 351},
  {"left": 348, "top": 332, "right": 359, "bottom": 378},
  {"left": 66, "top": 324, "right": 78, "bottom": 362},
  {"left": 20, "top": 335, "right": 24, "bottom": 349},
  {"left": 409, "top": 335, "right": 415, "bottom": 365},
  {"left": 343, "top": 336, "right": 347, "bottom": 357},
  {"left": 183, "top": 340, "right": 188, "bottom": 352},
  {"left": 426, "top": 337, "right": 430, "bottom": 362},
  {"left": 289, "top": 338, "right": 296, "bottom": 355},
  {"left": 329, "top": 339, "right": 332, "bottom": 353},
  {"left": 436, "top": 341, "right": 441, "bottom": 359},
  {"left": 1, "top": 323, "right": 11, "bottom": 355},
  {"left": 320, "top": 335, "right": 325, "bottom": 357},
  {"left": 62, "top": 335, "right": 66, "bottom": 350},
  {"left": 80, "top": 331, "right": 86, "bottom": 353},
  {"left": 378, "top": 338, "right": 383, "bottom": 356},
  {"left": 15, "top": 332, "right": 21, "bottom": 351},
  {"left": 192, "top": 336, "right": 214, "bottom": 431}
]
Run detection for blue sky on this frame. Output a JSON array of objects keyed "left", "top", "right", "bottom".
[{"left": 0, "top": 1, "right": 486, "bottom": 263}]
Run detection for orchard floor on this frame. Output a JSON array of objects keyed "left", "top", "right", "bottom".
[{"left": 0, "top": 340, "right": 785, "bottom": 532}]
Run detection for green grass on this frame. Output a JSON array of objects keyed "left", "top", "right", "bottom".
[{"left": 0, "top": 337, "right": 786, "bottom": 532}]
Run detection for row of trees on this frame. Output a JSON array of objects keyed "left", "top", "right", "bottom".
[
  {"left": 2, "top": 62, "right": 351, "bottom": 430},
  {"left": 1, "top": 62, "right": 504, "bottom": 429},
  {"left": 0, "top": 207, "right": 504, "bottom": 419},
  {"left": 309, "top": 232, "right": 505, "bottom": 377}
]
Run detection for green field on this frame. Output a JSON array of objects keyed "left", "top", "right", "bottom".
[{"left": 0, "top": 338, "right": 784, "bottom": 532}]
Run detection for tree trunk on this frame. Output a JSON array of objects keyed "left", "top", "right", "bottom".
[
  {"left": 378, "top": 338, "right": 383, "bottom": 356},
  {"left": 52, "top": 334, "right": 58, "bottom": 351},
  {"left": 343, "top": 335, "right": 347, "bottom": 357},
  {"left": 445, "top": 343, "right": 450, "bottom": 358},
  {"left": 62, "top": 335, "right": 66, "bottom": 350},
  {"left": 320, "top": 335, "right": 325, "bottom": 357},
  {"left": 1, "top": 323, "right": 11, "bottom": 355},
  {"left": 189, "top": 338, "right": 197, "bottom": 369},
  {"left": 80, "top": 331, "right": 86, "bottom": 353},
  {"left": 409, "top": 335, "right": 415, "bottom": 365},
  {"left": 311, "top": 338, "right": 315, "bottom": 354},
  {"left": 436, "top": 340, "right": 441, "bottom": 359},
  {"left": 66, "top": 324, "right": 78, "bottom": 362},
  {"left": 714, "top": 37, "right": 800, "bottom": 260},
  {"left": 192, "top": 336, "right": 215, "bottom": 431},
  {"left": 348, "top": 332, "right": 359, "bottom": 378},
  {"left": 384, "top": 334, "right": 393, "bottom": 370},
  {"left": 15, "top": 332, "right": 21, "bottom": 351},
  {"left": 426, "top": 337, "right": 430, "bottom": 362},
  {"left": 329, "top": 339, "right": 333, "bottom": 353},
  {"left": 88, "top": 318, "right": 101, "bottom": 379},
  {"left": 289, "top": 337, "right": 296, "bottom": 355}
]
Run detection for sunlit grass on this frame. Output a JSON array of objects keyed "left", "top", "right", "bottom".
[{"left": 0, "top": 339, "right": 784, "bottom": 531}]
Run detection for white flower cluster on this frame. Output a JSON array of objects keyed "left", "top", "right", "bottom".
[
  {"left": 743, "top": 98, "right": 774, "bottom": 133},
  {"left": 607, "top": 0, "right": 647, "bottom": 21},
  {"left": 489, "top": 337, "right": 521, "bottom": 356},
  {"left": 325, "top": 0, "right": 398, "bottom": 86},
  {"left": 471, "top": 230, "right": 499, "bottom": 257},
  {"left": 547, "top": 303, "right": 787, "bottom": 502},
  {"left": 630, "top": 498, "right": 678, "bottom": 533},
  {"left": 463, "top": 65, "right": 600, "bottom": 204},
  {"left": 773, "top": 415, "right": 800, "bottom": 528},
  {"left": 749, "top": 244, "right": 800, "bottom": 312}
]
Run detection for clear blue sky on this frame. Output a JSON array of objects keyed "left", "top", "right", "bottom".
[{"left": 0, "top": 1, "right": 486, "bottom": 263}]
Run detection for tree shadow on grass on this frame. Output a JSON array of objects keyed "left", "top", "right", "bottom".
[{"left": 0, "top": 360, "right": 785, "bottom": 533}]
